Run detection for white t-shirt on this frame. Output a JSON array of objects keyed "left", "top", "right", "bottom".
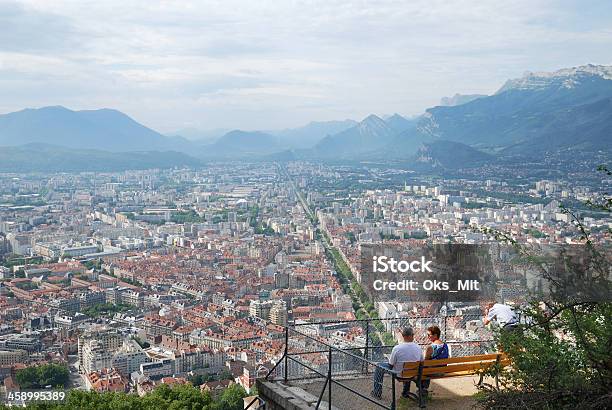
[
  {"left": 389, "top": 341, "right": 423, "bottom": 368},
  {"left": 487, "top": 303, "right": 518, "bottom": 326}
]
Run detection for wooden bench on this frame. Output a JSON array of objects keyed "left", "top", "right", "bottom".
[{"left": 397, "top": 353, "right": 510, "bottom": 408}]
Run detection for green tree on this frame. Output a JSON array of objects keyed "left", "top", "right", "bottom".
[
  {"left": 211, "top": 384, "right": 247, "bottom": 410},
  {"left": 82, "top": 303, "right": 131, "bottom": 318},
  {"left": 15, "top": 364, "right": 69, "bottom": 389},
  {"left": 143, "top": 384, "right": 212, "bottom": 409}
]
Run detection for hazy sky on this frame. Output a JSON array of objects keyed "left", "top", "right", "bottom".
[{"left": 1, "top": 0, "right": 611, "bottom": 133}]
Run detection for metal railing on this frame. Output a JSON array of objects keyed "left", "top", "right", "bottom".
[{"left": 264, "top": 316, "right": 494, "bottom": 410}]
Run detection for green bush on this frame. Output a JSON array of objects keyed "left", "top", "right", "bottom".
[{"left": 478, "top": 302, "right": 612, "bottom": 409}]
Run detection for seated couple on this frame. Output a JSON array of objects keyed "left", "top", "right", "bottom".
[{"left": 371, "top": 326, "right": 449, "bottom": 399}]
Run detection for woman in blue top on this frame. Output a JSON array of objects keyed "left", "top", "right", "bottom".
[{"left": 421, "top": 325, "right": 449, "bottom": 394}]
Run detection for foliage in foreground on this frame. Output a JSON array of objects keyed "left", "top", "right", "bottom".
[
  {"left": 478, "top": 302, "right": 612, "bottom": 409},
  {"left": 1, "top": 384, "right": 248, "bottom": 410},
  {"left": 476, "top": 166, "right": 612, "bottom": 409}
]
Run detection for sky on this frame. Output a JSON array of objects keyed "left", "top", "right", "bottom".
[{"left": 1, "top": 0, "right": 611, "bottom": 134}]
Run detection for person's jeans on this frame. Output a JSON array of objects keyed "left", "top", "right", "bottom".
[
  {"left": 372, "top": 362, "right": 414, "bottom": 398},
  {"left": 372, "top": 362, "right": 392, "bottom": 398}
]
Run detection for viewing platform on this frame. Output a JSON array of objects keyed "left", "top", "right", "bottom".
[
  {"left": 258, "top": 374, "right": 482, "bottom": 409},
  {"left": 257, "top": 317, "right": 494, "bottom": 410}
]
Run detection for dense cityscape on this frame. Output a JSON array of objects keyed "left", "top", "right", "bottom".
[
  {"left": 1, "top": 0, "right": 611, "bottom": 408},
  {"left": 0, "top": 159, "right": 609, "bottom": 405}
]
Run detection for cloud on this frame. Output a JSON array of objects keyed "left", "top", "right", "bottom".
[
  {"left": 0, "top": 2, "right": 79, "bottom": 53},
  {"left": 1, "top": 0, "right": 611, "bottom": 130}
]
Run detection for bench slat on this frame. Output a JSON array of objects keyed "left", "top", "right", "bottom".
[
  {"left": 401, "top": 361, "right": 421, "bottom": 370},
  {"left": 400, "top": 367, "right": 489, "bottom": 380},
  {"left": 421, "top": 370, "right": 479, "bottom": 379},
  {"left": 422, "top": 353, "right": 500, "bottom": 366},
  {"left": 400, "top": 370, "right": 419, "bottom": 378},
  {"left": 421, "top": 361, "right": 495, "bottom": 376},
  {"left": 400, "top": 353, "right": 510, "bottom": 379}
]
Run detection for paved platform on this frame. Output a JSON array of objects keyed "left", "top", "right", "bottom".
[{"left": 286, "top": 374, "right": 484, "bottom": 410}]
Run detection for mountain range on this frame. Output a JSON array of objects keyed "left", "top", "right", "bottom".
[
  {"left": 1, "top": 64, "right": 610, "bottom": 171},
  {"left": 0, "top": 106, "right": 187, "bottom": 152},
  {"left": 311, "top": 64, "right": 612, "bottom": 165},
  {"left": 418, "top": 64, "right": 612, "bottom": 154}
]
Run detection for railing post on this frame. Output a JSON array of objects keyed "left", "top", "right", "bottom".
[
  {"left": 328, "top": 346, "right": 332, "bottom": 410},
  {"left": 443, "top": 300, "right": 448, "bottom": 340},
  {"left": 391, "top": 371, "right": 396, "bottom": 410},
  {"left": 417, "top": 361, "right": 425, "bottom": 408},
  {"left": 495, "top": 353, "right": 501, "bottom": 390},
  {"left": 365, "top": 320, "right": 370, "bottom": 362},
  {"left": 284, "top": 325, "right": 289, "bottom": 382}
]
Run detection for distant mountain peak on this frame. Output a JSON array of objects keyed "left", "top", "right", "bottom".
[
  {"left": 224, "top": 129, "right": 264, "bottom": 137},
  {"left": 85, "top": 107, "right": 124, "bottom": 114},
  {"left": 362, "top": 114, "right": 385, "bottom": 123},
  {"left": 527, "top": 64, "right": 612, "bottom": 79},
  {"left": 358, "top": 114, "right": 391, "bottom": 137},
  {"left": 42, "top": 105, "right": 70, "bottom": 110},
  {"left": 20, "top": 105, "right": 71, "bottom": 114},
  {"left": 313, "top": 114, "right": 396, "bottom": 157},
  {"left": 210, "top": 130, "right": 282, "bottom": 156},
  {"left": 267, "top": 119, "right": 357, "bottom": 149},
  {"left": 385, "top": 113, "right": 416, "bottom": 134},
  {"left": 497, "top": 64, "right": 612, "bottom": 94},
  {"left": 439, "top": 94, "right": 486, "bottom": 107},
  {"left": 217, "top": 129, "right": 277, "bottom": 143}
]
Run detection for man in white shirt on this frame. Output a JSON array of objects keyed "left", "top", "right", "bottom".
[
  {"left": 371, "top": 326, "right": 423, "bottom": 399},
  {"left": 484, "top": 302, "right": 519, "bottom": 330}
]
